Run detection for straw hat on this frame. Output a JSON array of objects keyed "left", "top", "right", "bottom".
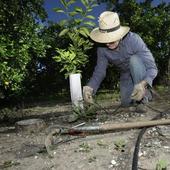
[{"left": 90, "top": 11, "right": 130, "bottom": 43}]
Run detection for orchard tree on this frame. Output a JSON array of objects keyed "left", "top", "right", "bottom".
[{"left": 0, "top": 0, "right": 47, "bottom": 97}]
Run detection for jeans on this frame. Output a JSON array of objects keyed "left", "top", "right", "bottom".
[{"left": 120, "top": 55, "right": 152, "bottom": 106}]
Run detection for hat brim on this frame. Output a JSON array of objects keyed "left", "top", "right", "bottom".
[{"left": 90, "top": 26, "right": 130, "bottom": 43}]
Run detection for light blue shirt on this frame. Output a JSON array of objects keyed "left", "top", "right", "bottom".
[{"left": 87, "top": 32, "right": 158, "bottom": 93}]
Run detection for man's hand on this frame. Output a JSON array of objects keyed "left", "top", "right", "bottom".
[
  {"left": 131, "top": 81, "right": 147, "bottom": 101},
  {"left": 83, "top": 86, "right": 94, "bottom": 104}
]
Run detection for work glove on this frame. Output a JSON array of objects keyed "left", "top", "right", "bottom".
[
  {"left": 83, "top": 86, "right": 94, "bottom": 104},
  {"left": 131, "top": 81, "right": 147, "bottom": 101}
]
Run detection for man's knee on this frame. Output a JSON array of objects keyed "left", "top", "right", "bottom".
[
  {"left": 129, "top": 55, "right": 146, "bottom": 83},
  {"left": 130, "top": 55, "right": 142, "bottom": 67}
]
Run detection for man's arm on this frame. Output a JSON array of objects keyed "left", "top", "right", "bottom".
[
  {"left": 87, "top": 47, "right": 109, "bottom": 93},
  {"left": 129, "top": 33, "right": 158, "bottom": 87}
]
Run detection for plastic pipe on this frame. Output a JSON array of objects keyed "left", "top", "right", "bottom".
[{"left": 69, "top": 73, "right": 83, "bottom": 108}]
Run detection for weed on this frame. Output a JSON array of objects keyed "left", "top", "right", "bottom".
[
  {"left": 156, "top": 159, "right": 167, "bottom": 170},
  {"left": 88, "top": 156, "right": 96, "bottom": 163},
  {"left": 79, "top": 143, "right": 93, "bottom": 153},
  {"left": 72, "top": 104, "right": 98, "bottom": 120},
  {"left": 97, "top": 140, "right": 108, "bottom": 148},
  {"left": 114, "top": 138, "right": 126, "bottom": 152}
]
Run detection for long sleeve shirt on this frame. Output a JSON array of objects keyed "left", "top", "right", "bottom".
[{"left": 87, "top": 32, "right": 158, "bottom": 93}]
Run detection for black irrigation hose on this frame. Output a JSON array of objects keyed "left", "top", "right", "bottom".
[
  {"left": 94, "top": 101, "right": 121, "bottom": 115},
  {"left": 50, "top": 100, "right": 169, "bottom": 169},
  {"left": 94, "top": 101, "right": 169, "bottom": 170},
  {"left": 94, "top": 101, "right": 170, "bottom": 170},
  {"left": 80, "top": 101, "right": 170, "bottom": 169},
  {"left": 132, "top": 105, "right": 170, "bottom": 170}
]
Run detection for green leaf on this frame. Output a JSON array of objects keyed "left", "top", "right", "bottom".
[
  {"left": 83, "top": 21, "right": 95, "bottom": 27},
  {"left": 53, "top": 8, "right": 64, "bottom": 13},
  {"left": 69, "top": 11, "right": 78, "bottom": 17},
  {"left": 87, "top": 8, "right": 92, "bottom": 12},
  {"left": 91, "top": 4, "right": 98, "bottom": 8},
  {"left": 69, "top": 51, "right": 76, "bottom": 60},
  {"left": 86, "top": 15, "right": 95, "bottom": 20},
  {"left": 67, "top": 0, "right": 76, "bottom": 6},
  {"left": 74, "top": 19, "right": 83, "bottom": 24},
  {"left": 79, "top": 30, "right": 88, "bottom": 37},
  {"left": 59, "top": 19, "right": 67, "bottom": 26},
  {"left": 74, "top": 7, "right": 83, "bottom": 13},
  {"left": 53, "top": 56, "right": 61, "bottom": 62},
  {"left": 79, "top": 27, "right": 90, "bottom": 37},
  {"left": 81, "top": 0, "right": 89, "bottom": 7},
  {"left": 60, "top": 0, "right": 67, "bottom": 8},
  {"left": 59, "top": 29, "right": 69, "bottom": 37}
]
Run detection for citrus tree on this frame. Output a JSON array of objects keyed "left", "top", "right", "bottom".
[
  {"left": 53, "top": 0, "right": 98, "bottom": 78},
  {"left": 0, "top": 0, "right": 47, "bottom": 97}
]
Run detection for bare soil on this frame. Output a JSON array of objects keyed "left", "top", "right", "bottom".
[{"left": 0, "top": 91, "right": 170, "bottom": 170}]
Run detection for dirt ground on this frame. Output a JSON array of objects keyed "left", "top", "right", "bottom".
[{"left": 0, "top": 91, "right": 170, "bottom": 170}]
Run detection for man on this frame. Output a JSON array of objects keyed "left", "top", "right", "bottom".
[{"left": 83, "top": 11, "right": 158, "bottom": 112}]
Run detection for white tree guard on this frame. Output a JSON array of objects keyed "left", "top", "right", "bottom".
[{"left": 69, "top": 73, "right": 83, "bottom": 108}]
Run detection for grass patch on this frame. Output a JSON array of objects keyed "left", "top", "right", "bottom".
[{"left": 95, "top": 89, "right": 120, "bottom": 101}]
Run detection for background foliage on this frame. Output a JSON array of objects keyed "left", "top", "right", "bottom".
[
  {"left": 0, "top": 0, "right": 169, "bottom": 104},
  {"left": 0, "top": 0, "right": 47, "bottom": 97}
]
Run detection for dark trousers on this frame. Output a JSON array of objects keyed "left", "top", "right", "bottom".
[{"left": 120, "top": 55, "right": 152, "bottom": 106}]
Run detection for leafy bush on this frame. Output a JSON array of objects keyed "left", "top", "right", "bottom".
[
  {"left": 53, "top": 0, "right": 97, "bottom": 78},
  {"left": 0, "top": 0, "right": 47, "bottom": 96}
]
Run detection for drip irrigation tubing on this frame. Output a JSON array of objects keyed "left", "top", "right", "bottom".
[
  {"left": 94, "top": 100, "right": 170, "bottom": 170},
  {"left": 46, "top": 99, "right": 170, "bottom": 168},
  {"left": 93, "top": 101, "right": 121, "bottom": 115},
  {"left": 132, "top": 104, "right": 170, "bottom": 170}
]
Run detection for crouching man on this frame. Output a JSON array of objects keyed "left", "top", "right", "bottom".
[{"left": 83, "top": 11, "right": 158, "bottom": 113}]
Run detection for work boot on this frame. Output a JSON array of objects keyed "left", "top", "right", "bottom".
[
  {"left": 135, "top": 103, "right": 148, "bottom": 113},
  {"left": 128, "top": 102, "right": 147, "bottom": 113}
]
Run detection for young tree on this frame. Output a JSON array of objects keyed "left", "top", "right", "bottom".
[{"left": 53, "top": 0, "right": 97, "bottom": 78}]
